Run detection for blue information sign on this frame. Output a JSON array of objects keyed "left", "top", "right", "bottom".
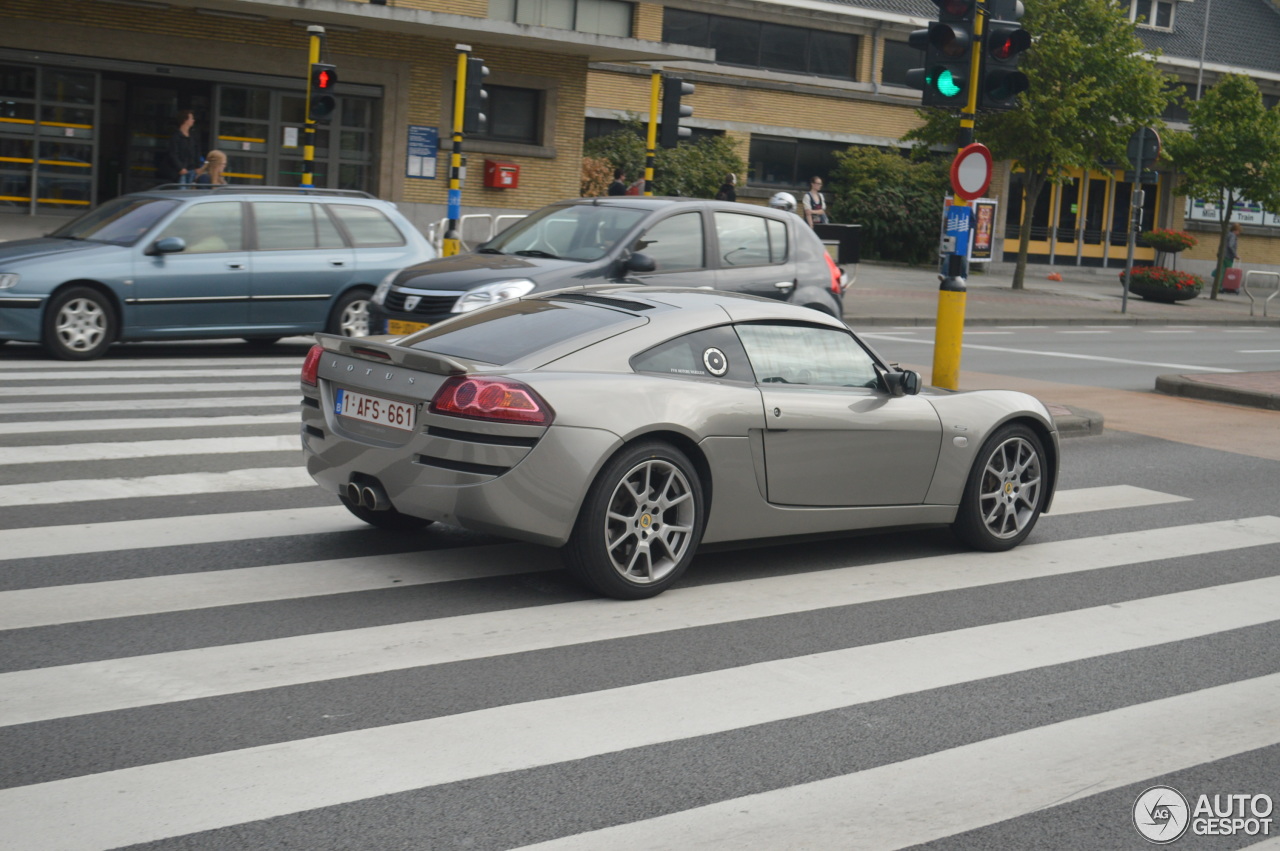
[
  {"left": 945, "top": 204, "right": 973, "bottom": 258},
  {"left": 406, "top": 125, "right": 438, "bottom": 180}
]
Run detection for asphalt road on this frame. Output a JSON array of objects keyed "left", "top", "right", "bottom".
[{"left": 0, "top": 339, "right": 1277, "bottom": 851}]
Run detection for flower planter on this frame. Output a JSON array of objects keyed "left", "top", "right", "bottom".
[{"left": 1128, "top": 278, "right": 1203, "bottom": 302}]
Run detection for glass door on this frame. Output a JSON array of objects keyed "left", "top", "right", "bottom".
[{"left": 0, "top": 63, "right": 98, "bottom": 215}]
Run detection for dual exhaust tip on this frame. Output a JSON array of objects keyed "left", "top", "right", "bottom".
[{"left": 346, "top": 479, "right": 390, "bottom": 512}]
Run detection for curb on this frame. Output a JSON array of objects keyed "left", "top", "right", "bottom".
[
  {"left": 1047, "top": 404, "right": 1105, "bottom": 438},
  {"left": 1154, "top": 375, "right": 1280, "bottom": 411}
]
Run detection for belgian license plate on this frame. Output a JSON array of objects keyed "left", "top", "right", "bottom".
[
  {"left": 388, "top": 319, "right": 431, "bottom": 335},
  {"left": 334, "top": 388, "right": 416, "bottom": 431}
]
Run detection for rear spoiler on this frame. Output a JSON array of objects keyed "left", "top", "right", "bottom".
[{"left": 314, "top": 333, "right": 470, "bottom": 376}]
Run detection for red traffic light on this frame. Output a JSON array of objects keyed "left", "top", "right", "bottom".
[
  {"left": 988, "top": 29, "right": 1031, "bottom": 60},
  {"left": 310, "top": 63, "right": 337, "bottom": 91}
]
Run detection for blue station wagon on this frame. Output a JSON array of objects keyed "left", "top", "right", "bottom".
[{"left": 0, "top": 186, "right": 436, "bottom": 359}]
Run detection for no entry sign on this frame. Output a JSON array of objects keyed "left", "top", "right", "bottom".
[{"left": 951, "top": 143, "right": 992, "bottom": 201}]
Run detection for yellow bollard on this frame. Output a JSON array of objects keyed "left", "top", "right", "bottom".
[{"left": 931, "top": 274, "right": 967, "bottom": 390}]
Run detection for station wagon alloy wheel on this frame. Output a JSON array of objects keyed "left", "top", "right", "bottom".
[
  {"left": 44, "top": 287, "right": 114, "bottom": 360},
  {"left": 331, "top": 290, "right": 372, "bottom": 337}
]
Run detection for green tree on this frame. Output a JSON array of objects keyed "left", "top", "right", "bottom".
[
  {"left": 583, "top": 120, "right": 744, "bottom": 198},
  {"left": 906, "top": 0, "right": 1175, "bottom": 288},
  {"left": 827, "top": 146, "right": 949, "bottom": 264},
  {"left": 1164, "top": 75, "right": 1280, "bottom": 298}
]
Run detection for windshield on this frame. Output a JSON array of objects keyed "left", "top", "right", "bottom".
[
  {"left": 479, "top": 204, "right": 648, "bottom": 262},
  {"left": 49, "top": 197, "right": 182, "bottom": 246}
]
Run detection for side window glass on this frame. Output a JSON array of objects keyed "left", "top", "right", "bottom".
[
  {"left": 158, "top": 202, "right": 243, "bottom": 254},
  {"left": 634, "top": 212, "right": 704, "bottom": 272},
  {"left": 715, "top": 211, "right": 774, "bottom": 267},
  {"left": 329, "top": 204, "right": 407, "bottom": 247},
  {"left": 254, "top": 202, "right": 321, "bottom": 250},
  {"left": 631, "top": 325, "right": 755, "bottom": 382},
  {"left": 315, "top": 206, "right": 347, "bottom": 248},
  {"left": 735, "top": 323, "right": 880, "bottom": 388},
  {"left": 766, "top": 218, "right": 788, "bottom": 262}
]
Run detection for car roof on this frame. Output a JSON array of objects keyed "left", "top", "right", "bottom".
[
  {"left": 553, "top": 196, "right": 794, "bottom": 220},
  {"left": 123, "top": 186, "right": 380, "bottom": 201}
]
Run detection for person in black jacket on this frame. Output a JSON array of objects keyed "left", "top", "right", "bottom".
[
  {"left": 715, "top": 172, "right": 737, "bottom": 202},
  {"left": 607, "top": 168, "right": 628, "bottom": 196},
  {"left": 159, "top": 111, "right": 201, "bottom": 186}
]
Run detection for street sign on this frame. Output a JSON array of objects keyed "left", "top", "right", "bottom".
[
  {"left": 951, "top": 143, "right": 992, "bottom": 201},
  {"left": 945, "top": 203, "right": 973, "bottom": 257},
  {"left": 1127, "top": 127, "right": 1160, "bottom": 171},
  {"left": 1124, "top": 170, "right": 1159, "bottom": 185}
]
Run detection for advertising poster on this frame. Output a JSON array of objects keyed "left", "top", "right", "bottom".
[{"left": 971, "top": 198, "right": 997, "bottom": 262}]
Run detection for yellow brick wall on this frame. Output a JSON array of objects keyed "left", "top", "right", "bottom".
[{"left": 634, "top": 3, "right": 664, "bottom": 41}]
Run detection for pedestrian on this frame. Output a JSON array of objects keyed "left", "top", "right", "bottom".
[
  {"left": 158, "top": 110, "right": 201, "bottom": 186},
  {"left": 607, "top": 168, "right": 628, "bottom": 196},
  {"left": 802, "top": 176, "right": 828, "bottom": 227},
  {"left": 1219, "top": 221, "right": 1242, "bottom": 293},
  {"left": 192, "top": 150, "right": 228, "bottom": 187},
  {"left": 715, "top": 172, "right": 737, "bottom": 202}
]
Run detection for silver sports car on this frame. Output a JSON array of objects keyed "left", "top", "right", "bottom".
[{"left": 301, "top": 287, "right": 1059, "bottom": 599}]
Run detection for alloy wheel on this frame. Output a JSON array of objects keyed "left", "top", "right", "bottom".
[
  {"left": 977, "top": 436, "right": 1042, "bottom": 539},
  {"left": 603, "top": 458, "right": 696, "bottom": 584}
]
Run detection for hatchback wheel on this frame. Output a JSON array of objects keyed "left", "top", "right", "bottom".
[
  {"left": 329, "top": 288, "right": 373, "bottom": 337},
  {"left": 952, "top": 423, "right": 1046, "bottom": 551},
  {"left": 565, "top": 440, "right": 704, "bottom": 599},
  {"left": 43, "top": 286, "right": 114, "bottom": 360}
]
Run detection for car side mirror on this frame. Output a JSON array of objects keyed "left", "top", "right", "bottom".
[
  {"left": 147, "top": 237, "right": 186, "bottom": 256},
  {"left": 625, "top": 252, "right": 656, "bottom": 273},
  {"left": 884, "top": 368, "right": 921, "bottom": 397}
]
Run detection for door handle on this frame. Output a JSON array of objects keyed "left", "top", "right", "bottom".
[
  {"left": 227, "top": 263, "right": 245, "bottom": 270},
  {"left": 774, "top": 281, "right": 795, "bottom": 290},
  {"left": 328, "top": 260, "right": 346, "bottom": 267}
]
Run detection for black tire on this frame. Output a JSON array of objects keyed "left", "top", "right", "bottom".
[
  {"left": 564, "top": 440, "right": 704, "bottom": 599},
  {"left": 339, "top": 491, "right": 435, "bottom": 531},
  {"left": 328, "top": 288, "right": 374, "bottom": 337},
  {"left": 43, "top": 286, "right": 115, "bottom": 360},
  {"left": 952, "top": 422, "right": 1046, "bottom": 551}
]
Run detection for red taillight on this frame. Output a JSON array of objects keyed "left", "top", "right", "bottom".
[
  {"left": 429, "top": 376, "right": 553, "bottom": 425},
  {"left": 301, "top": 344, "right": 323, "bottom": 387},
  {"left": 824, "top": 253, "right": 843, "bottom": 295}
]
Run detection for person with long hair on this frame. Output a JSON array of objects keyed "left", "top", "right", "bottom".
[{"left": 192, "top": 150, "right": 228, "bottom": 187}]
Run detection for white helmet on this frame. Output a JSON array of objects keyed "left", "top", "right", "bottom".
[{"left": 769, "top": 191, "right": 797, "bottom": 213}]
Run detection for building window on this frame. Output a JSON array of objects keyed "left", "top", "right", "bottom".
[
  {"left": 584, "top": 117, "right": 720, "bottom": 144},
  {"left": 664, "top": 9, "right": 858, "bottom": 81},
  {"left": 490, "top": 0, "right": 632, "bottom": 36},
  {"left": 474, "top": 86, "right": 542, "bottom": 145},
  {"left": 749, "top": 136, "right": 846, "bottom": 188},
  {"left": 881, "top": 40, "right": 921, "bottom": 87},
  {"left": 1130, "top": 0, "right": 1173, "bottom": 29}
]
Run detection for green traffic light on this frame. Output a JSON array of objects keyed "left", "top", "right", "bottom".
[{"left": 936, "top": 69, "right": 962, "bottom": 97}]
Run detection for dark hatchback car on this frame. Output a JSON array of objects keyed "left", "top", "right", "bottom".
[{"left": 369, "top": 197, "right": 845, "bottom": 335}]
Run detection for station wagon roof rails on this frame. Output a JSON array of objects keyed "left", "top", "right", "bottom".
[{"left": 150, "top": 185, "right": 374, "bottom": 198}]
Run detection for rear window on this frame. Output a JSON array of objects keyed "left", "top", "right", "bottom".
[
  {"left": 327, "top": 204, "right": 406, "bottom": 247},
  {"left": 407, "top": 299, "right": 639, "bottom": 364}
]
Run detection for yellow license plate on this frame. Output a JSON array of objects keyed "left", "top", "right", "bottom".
[{"left": 388, "top": 319, "right": 431, "bottom": 335}]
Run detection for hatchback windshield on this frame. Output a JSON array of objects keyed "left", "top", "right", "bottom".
[
  {"left": 49, "top": 197, "right": 181, "bottom": 246},
  {"left": 480, "top": 204, "right": 647, "bottom": 262}
]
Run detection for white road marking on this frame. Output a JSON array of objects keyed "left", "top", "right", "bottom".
[
  {"left": 0, "top": 467, "right": 314, "bottom": 507},
  {"left": 1238, "top": 349, "right": 1280, "bottom": 353},
  {"left": 2, "top": 516, "right": 1277, "bottom": 727},
  {"left": 0, "top": 436, "right": 301, "bottom": 465},
  {"left": 0, "top": 505, "right": 360, "bottom": 561},
  {"left": 521, "top": 675, "right": 1280, "bottom": 851},
  {"left": 0, "top": 414, "right": 298, "bottom": 436},
  {"left": 0, "top": 396, "right": 298, "bottom": 414},
  {"left": 1047, "top": 484, "right": 1191, "bottom": 515},
  {"left": 1, "top": 381, "right": 296, "bottom": 397},
  {"left": 0, "top": 368, "right": 290, "bottom": 382},
  {"left": 1, "top": 581, "right": 1276, "bottom": 851},
  {"left": 0, "top": 357, "right": 303, "bottom": 370},
  {"left": 0, "top": 546, "right": 561, "bottom": 630},
  {"left": 1057, "top": 330, "right": 1111, "bottom": 334},
  {"left": 857, "top": 335, "right": 1240, "bottom": 373}
]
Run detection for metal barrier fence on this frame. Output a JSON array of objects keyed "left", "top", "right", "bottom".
[
  {"left": 425, "top": 213, "right": 526, "bottom": 253},
  {"left": 1243, "top": 270, "right": 1280, "bottom": 317}
]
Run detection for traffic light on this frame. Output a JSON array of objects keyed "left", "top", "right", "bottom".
[
  {"left": 905, "top": 0, "right": 977, "bottom": 109},
  {"left": 979, "top": 0, "right": 1030, "bottom": 110},
  {"left": 308, "top": 63, "right": 337, "bottom": 122},
  {"left": 659, "top": 76, "right": 695, "bottom": 149},
  {"left": 463, "top": 56, "right": 489, "bottom": 134}
]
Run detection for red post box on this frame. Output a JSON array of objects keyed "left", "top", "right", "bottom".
[{"left": 484, "top": 160, "right": 519, "bottom": 189}]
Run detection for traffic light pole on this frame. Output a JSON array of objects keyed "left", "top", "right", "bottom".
[
  {"left": 931, "top": 3, "right": 985, "bottom": 391},
  {"left": 302, "top": 26, "right": 323, "bottom": 189},
  {"left": 644, "top": 70, "right": 660, "bottom": 196},
  {"left": 444, "top": 45, "right": 469, "bottom": 257}
]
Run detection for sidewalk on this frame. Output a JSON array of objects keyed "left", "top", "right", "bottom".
[{"left": 841, "top": 260, "right": 1280, "bottom": 426}]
